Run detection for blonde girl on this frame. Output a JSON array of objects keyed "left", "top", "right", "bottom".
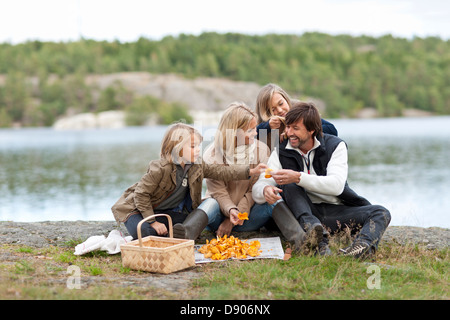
[
  {"left": 112, "top": 122, "right": 266, "bottom": 239},
  {"left": 197, "top": 102, "right": 274, "bottom": 237},
  {"left": 255, "top": 83, "right": 338, "bottom": 150}
]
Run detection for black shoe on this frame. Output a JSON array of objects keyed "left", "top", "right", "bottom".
[
  {"left": 315, "top": 241, "right": 332, "bottom": 257},
  {"left": 339, "top": 242, "right": 374, "bottom": 260},
  {"left": 305, "top": 223, "right": 324, "bottom": 248},
  {"left": 299, "top": 223, "right": 324, "bottom": 255}
]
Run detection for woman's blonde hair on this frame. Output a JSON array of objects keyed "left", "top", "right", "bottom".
[
  {"left": 160, "top": 122, "right": 203, "bottom": 163},
  {"left": 255, "top": 83, "right": 292, "bottom": 123},
  {"left": 214, "top": 102, "right": 256, "bottom": 162}
]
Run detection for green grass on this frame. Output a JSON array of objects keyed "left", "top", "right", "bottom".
[
  {"left": 0, "top": 239, "right": 448, "bottom": 300},
  {"left": 194, "top": 243, "right": 449, "bottom": 300}
]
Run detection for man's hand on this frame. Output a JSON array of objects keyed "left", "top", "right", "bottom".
[
  {"left": 263, "top": 185, "right": 282, "bottom": 204},
  {"left": 271, "top": 169, "right": 301, "bottom": 185}
]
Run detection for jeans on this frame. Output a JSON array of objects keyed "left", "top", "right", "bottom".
[
  {"left": 198, "top": 197, "right": 274, "bottom": 232},
  {"left": 124, "top": 211, "right": 187, "bottom": 239},
  {"left": 280, "top": 183, "right": 391, "bottom": 248}
]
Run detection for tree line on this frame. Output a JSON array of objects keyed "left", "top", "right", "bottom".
[
  {"left": 0, "top": 32, "right": 448, "bottom": 127},
  {"left": 0, "top": 71, "right": 192, "bottom": 127}
]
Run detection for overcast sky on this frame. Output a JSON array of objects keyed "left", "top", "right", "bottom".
[{"left": 0, "top": 0, "right": 449, "bottom": 44}]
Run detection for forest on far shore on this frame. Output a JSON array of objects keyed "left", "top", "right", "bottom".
[{"left": 0, "top": 32, "right": 449, "bottom": 127}]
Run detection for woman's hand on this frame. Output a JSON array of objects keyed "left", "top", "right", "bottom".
[
  {"left": 249, "top": 163, "right": 268, "bottom": 176},
  {"left": 150, "top": 221, "right": 168, "bottom": 236}
]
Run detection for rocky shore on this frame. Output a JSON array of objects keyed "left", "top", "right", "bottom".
[{"left": 1, "top": 220, "right": 448, "bottom": 250}]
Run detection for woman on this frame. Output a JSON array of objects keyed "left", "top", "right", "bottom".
[
  {"left": 178, "top": 102, "right": 273, "bottom": 238},
  {"left": 255, "top": 83, "right": 337, "bottom": 151}
]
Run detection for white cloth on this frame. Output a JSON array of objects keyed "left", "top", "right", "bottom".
[{"left": 74, "top": 229, "right": 133, "bottom": 255}]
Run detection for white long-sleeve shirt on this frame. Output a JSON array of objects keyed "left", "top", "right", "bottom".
[{"left": 252, "top": 137, "right": 348, "bottom": 205}]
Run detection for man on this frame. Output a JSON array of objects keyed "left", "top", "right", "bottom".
[{"left": 252, "top": 102, "right": 391, "bottom": 259}]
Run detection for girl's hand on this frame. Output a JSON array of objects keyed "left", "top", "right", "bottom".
[
  {"left": 229, "top": 209, "right": 244, "bottom": 226},
  {"left": 249, "top": 163, "right": 268, "bottom": 176},
  {"left": 216, "top": 218, "right": 234, "bottom": 237},
  {"left": 151, "top": 221, "right": 168, "bottom": 236},
  {"left": 269, "top": 116, "right": 283, "bottom": 130}
]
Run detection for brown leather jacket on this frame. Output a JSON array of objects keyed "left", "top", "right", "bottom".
[{"left": 111, "top": 158, "right": 250, "bottom": 223}]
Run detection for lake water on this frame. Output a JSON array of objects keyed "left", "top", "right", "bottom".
[{"left": 1, "top": 116, "right": 449, "bottom": 228}]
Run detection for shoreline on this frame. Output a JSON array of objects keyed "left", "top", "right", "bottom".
[
  {"left": 3, "top": 112, "right": 446, "bottom": 131},
  {"left": 1, "top": 221, "right": 448, "bottom": 250}
]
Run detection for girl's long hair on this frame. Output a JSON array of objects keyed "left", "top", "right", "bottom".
[{"left": 255, "top": 83, "right": 292, "bottom": 123}]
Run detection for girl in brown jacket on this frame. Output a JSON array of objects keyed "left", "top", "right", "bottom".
[{"left": 111, "top": 123, "right": 266, "bottom": 239}]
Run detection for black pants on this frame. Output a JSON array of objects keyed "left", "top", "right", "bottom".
[
  {"left": 280, "top": 183, "right": 391, "bottom": 248},
  {"left": 124, "top": 211, "right": 187, "bottom": 239}
]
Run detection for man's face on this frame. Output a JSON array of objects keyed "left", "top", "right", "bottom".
[{"left": 285, "top": 118, "right": 314, "bottom": 150}]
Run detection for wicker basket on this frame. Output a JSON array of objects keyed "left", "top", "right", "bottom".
[{"left": 120, "top": 214, "right": 195, "bottom": 274}]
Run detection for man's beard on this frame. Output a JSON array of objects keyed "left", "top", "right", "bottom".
[{"left": 288, "top": 135, "right": 307, "bottom": 149}]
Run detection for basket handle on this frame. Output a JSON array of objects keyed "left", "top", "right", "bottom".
[{"left": 136, "top": 214, "right": 173, "bottom": 248}]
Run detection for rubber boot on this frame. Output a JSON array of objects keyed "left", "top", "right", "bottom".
[
  {"left": 304, "top": 223, "right": 324, "bottom": 248},
  {"left": 173, "top": 208, "right": 209, "bottom": 240},
  {"left": 271, "top": 202, "right": 306, "bottom": 251},
  {"left": 302, "top": 222, "right": 332, "bottom": 256}
]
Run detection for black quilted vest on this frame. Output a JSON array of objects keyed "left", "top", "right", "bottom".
[{"left": 279, "top": 134, "right": 371, "bottom": 207}]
